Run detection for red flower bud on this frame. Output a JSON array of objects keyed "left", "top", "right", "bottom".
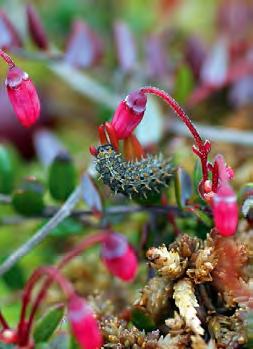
[
  {"left": 213, "top": 183, "right": 238, "bottom": 236},
  {"left": 6, "top": 66, "right": 40, "bottom": 127},
  {"left": 111, "top": 90, "right": 147, "bottom": 139},
  {"left": 68, "top": 295, "right": 102, "bottom": 349},
  {"left": 101, "top": 232, "right": 138, "bottom": 282},
  {"left": 0, "top": 329, "right": 17, "bottom": 344}
]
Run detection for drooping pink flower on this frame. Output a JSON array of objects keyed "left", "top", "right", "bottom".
[
  {"left": 5, "top": 66, "right": 40, "bottom": 127},
  {"left": 213, "top": 183, "right": 238, "bottom": 237},
  {"left": 68, "top": 294, "right": 102, "bottom": 349},
  {"left": 101, "top": 232, "right": 138, "bottom": 282},
  {"left": 111, "top": 90, "right": 147, "bottom": 139}
]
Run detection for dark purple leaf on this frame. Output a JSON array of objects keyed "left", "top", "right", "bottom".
[
  {"left": 33, "top": 129, "right": 66, "bottom": 166},
  {"left": 229, "top": 76, "right": 253, "bottom": 107},
  {"left": 174, "top": 167, "right": 192, "bottom": 208},
  {"left": 200, "top": 39, "right": 229, "bottom": 87},
  {"left": 65, "top": 20, "right": 103, "bottom": 69},
  {"left": 82, "top": 173, "right": 102, "bottom": 212},
  {"left": 145, "top": 34, "right": 168, "bottom": 79},
  {"left": 185, "top": 36, "right": 206, "bottom": 79},
  {"left": 26, "top": 4, "right": 48, "bottom": 50},
  {"left": 0, "top": 10, "right": 22, "bottom": 49},
  {"left": 114, "top": 21, "right": 137, "bottom": 72}
]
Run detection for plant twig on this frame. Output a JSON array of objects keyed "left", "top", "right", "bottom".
[
  {"left": 12, "top": 48, "right": 253, "bottom": 147},
  {"left": 168, "top": 119, "right": 253, "bottom": 147},
  {"left": 49, "top": 62, "right": 120, "bottom": 109},
  {"left": 45, "top": 204, "right": 182, "bottom": 217},
  {"left": 50, "top": 64, "right": 253, "bottom": 147},
  {"left": 0, "top": 185, "right": 82, "bottom": 277},
  {"left": 0, "top": 194, "right": 12, "bottom": 204}
]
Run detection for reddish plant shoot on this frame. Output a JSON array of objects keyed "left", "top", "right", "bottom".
[
  {"left": 26, "top": 4, "right": 48, "bottom": 50},
  {"left": 101, "top": 232, "right": 138, "bottom": 282},
  {"left": 65, "top": 20, "right": 103, "bottom": 68},
  {"left": 68, "top": 294, "right": 103, "bottom": 349},
  {"left": 0, "top": 10, "right": 22, "bottom": 49},
  {"left": 213, "top": 183, "right": 238, "bottom": 236},
  {"left": 111, "top": 90, "right": 147, "bottom": 139},
  {"left": 5, "top": 66, "right": 40, "bottom": 127}
]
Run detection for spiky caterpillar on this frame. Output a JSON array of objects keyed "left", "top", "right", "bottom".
[{"left": 95, "top": 144, "right": 174, "bottom": 199}]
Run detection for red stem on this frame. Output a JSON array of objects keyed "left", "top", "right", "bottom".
[
  {"left": 212, "top": 154, "right": 230, "bottom": 192},
  {"left": 140, "top": 86, "right": 210, "bottom": 190},
  {"left": 211, "top": 160, "right": 219, "bottom": 192},
  {"left": 20, "top": 231, "right": 108, "bottom": 345},
  {"left": 18, "top": 266, "right": 75, "bottom": 346},
  {"left": 0, "top": 49, "right": 15, "bottom": 68},
  {"left": 140, "top": 87, "right": 203, "bottom": 149}
]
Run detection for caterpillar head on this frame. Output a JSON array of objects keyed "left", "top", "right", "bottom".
[
  {"left": 90, "top": 144, "right": 115, "bottom": 158},
  {"left": 95, "top": 144, "right": 115, "bottom": 159}
]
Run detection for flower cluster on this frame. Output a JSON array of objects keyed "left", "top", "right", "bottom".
[{"left": 90, "top": 86, "right": 239, "bottom": 237}]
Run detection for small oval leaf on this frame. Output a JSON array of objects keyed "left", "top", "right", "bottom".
[
  {"left": 175, "top": 167, "right": 192, "bottom": 208},
  {"left": 131, "top": 307, "right": 156, "bottom": 331},
  {"left": 12, "top": 176, "right": 45, "bottom": 216},
  {"left": 33, "top": 304, "right": 65, "bottom": 343}
]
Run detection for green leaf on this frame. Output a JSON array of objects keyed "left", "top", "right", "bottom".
[
  {"left": 131, "top": 307, "right": 156, "bottom": 331},
  {"left": 0, "top": 259, "right": 25, "bottom": 290},
  {"left": 189, "top": 208, "right": 212, "bottom": 227},
  {"left": 175, "top": 167, "right": 192, "bottom": 209},
  {"left": 193, "top": 159, "right": 202, "bottom": 195},
  {"left": 34, "top": 343, "right": 50, "bottom": 349},
  {"left": 69, "top": 335, "right": 80, "bottom": 349},
  {"left": 0, "top": 145, "right": 15, "bottom": 194},
  {"left": 33, "top": 304, "right": 64, "bottom": 343},
  {"left": 12, "top": 177, "right": 45, "bottom": 216},
  {"left": 50, "top": 217, "right": 84, "bottom": 237},
  {"left": 174, "top": 64, "right": 194, "bottom": 104},
  {"left": 48, "top": 152, "right": 76, "bottom": 201}
]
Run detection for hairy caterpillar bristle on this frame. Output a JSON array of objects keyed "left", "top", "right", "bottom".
[{"left": 95, "top": 144, "right": 174, "bottom": 199}]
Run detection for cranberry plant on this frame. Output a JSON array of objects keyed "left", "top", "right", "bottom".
[{"left": 0, "top": 2, "right": 252, "bottom": 349}]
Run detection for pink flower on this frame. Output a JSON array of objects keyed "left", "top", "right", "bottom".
[
  {"left": 101, "top": 232, "right": 138, "bottom": 282},
  {"left": 213, "top": 183, "right": 238, "bottom": 237},
  {"left": 68, "top": 294, "right": 102, "bottom": 349},
  {"left": 6, "top": 66, "right": 40, "bottom": 127},
  {"left": 111, "top": 90, "right": 147, "bottom": 139}
]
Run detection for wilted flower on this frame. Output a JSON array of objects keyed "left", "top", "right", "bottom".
[
  {"left": 5, "top": 66, "right": 40, "bottom": 127},
  {"left": 111, "top": 90, "right": 147, "bottom": 139},
  {"left": 100, "top": 232, "right": 138, "bottom": 282},
  {"left": 68, "top": 294, "right": 103, "bottom": 349}
]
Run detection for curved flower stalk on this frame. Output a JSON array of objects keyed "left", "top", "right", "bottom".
[
  {"left": 0, "top": 231, "right": 137, "bottom": 348},
  {"left": 90, "top": 86, "right": 238, "bottom": 236}
]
